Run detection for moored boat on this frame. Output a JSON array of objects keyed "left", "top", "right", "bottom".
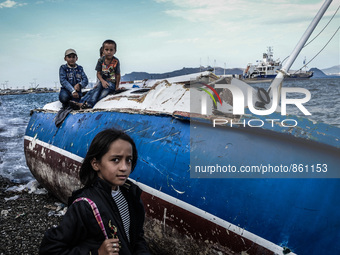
[
  {"left": 243, "top": 47, "right": 313, "bottom": 81},
  {"left": 243, "top": 46, "right": 282, "bottom": 80}
]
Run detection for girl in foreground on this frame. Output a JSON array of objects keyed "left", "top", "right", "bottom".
[{"left": 40, "top": 128, "right": 150, "bottom": 255}]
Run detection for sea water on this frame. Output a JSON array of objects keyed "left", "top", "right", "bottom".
[
  {"left": 254, "top": 78, "right": 340, "bottom": 126},
  {"left": 0, "top": 92, "right": 58, "bottom": 183},
  {"left": 0, "top": 78, "right": 339, "bottom": 183}
]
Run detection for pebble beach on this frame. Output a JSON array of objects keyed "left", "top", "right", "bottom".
[
  {"left": 0, "top": 176, "right": 164, "bottom": 255},
  {"left": 0, "top": 176, "right": 63, "bottom": 255}
]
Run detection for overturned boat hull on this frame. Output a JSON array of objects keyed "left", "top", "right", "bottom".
[{"left": 24, "top": 103, "right": 340, "bottom": 254}]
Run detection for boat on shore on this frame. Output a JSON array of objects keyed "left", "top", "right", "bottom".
[
  {"left": 24, "top": 1, "right": 339, "bottom": 254},
  {"left": 243, "top": 47, "right": 313, "bottom": 82}
]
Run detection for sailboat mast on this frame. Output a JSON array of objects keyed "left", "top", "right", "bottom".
[{"left": 268, "top": 0, "right": 333, "bottom": 92}]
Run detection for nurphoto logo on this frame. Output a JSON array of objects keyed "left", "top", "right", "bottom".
[{"left": 196, "top": 80, "right": 312, "bottom": 128}]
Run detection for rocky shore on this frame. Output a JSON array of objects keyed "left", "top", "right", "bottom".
[
  {"left": 0, "top": 176, "right": 164, "bottom": 255},
  {"left": 0, "top": 176, "right": 63, "bottom": 255},
  {"left": 1, "top": 175, "right": 202, "bottom": 255}
]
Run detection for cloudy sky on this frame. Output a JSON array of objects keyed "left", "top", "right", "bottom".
[{"left": 0, "top": 0, "right": 339, "bottom": 89}]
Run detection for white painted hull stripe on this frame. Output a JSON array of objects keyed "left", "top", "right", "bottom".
[
  {"left": 133, "top": 180, "right": 289, "bottom": 254},
  {"left": 24, "top": 135, "right": 83, "bottom": 163}
]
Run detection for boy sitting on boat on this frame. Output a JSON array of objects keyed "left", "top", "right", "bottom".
[
  {"left": 59, "top": 49, "right": 88, "bottom": 109},
  {"left": 79, "top": 40, "right": 123, "bottom": 109}
]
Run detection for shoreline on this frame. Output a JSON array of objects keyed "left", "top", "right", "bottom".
[
  {"left": 0, "top": 90, "right": 58, "bottom": 96},
  {"left": 0, "top": 176, "right": 63, "bottom": 255}
]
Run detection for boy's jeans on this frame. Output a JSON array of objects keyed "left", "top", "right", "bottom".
[
  {"left": 59, "top": 88, "right": 82, "bottom": 108},
  {"left": 81, "top": 81, "right": 116, "bottom": 107}
]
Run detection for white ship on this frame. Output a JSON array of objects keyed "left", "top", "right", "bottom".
[{"left": 243, "top": 47, "right": 313, "bottom": 80}]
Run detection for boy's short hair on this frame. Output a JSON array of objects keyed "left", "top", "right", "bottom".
[
  {"left": 65, "top": 49, "right": 77, "bottom": 56},
  {"left": 102, "top": 39, "right": 117, "bottom": 50}
]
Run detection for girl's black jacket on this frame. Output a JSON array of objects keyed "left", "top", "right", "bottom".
[{"left": 39, "top": 178, "right": 150, "bottom": 255}]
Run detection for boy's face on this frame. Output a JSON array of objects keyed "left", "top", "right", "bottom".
[
  {"left": 64, "top": 53, "right": 78, "bottom": 67},
  {"left": 103, "top": 43, "right": 116, "bottom": 59}
]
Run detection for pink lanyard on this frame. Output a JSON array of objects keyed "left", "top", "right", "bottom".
[{"left": 73, "top": 197, "right": 109, "bottom": 239}]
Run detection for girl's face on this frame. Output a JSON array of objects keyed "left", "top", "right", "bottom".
[
  {"left": 103, "top": 43, "right": 116, "bottom": 59},
  {"left": 91, "top": 139, "right": 132, "bottom": 190}
]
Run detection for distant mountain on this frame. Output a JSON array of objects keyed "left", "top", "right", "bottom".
[
  {"left": 122, "top": 66, "right": 244, "bottom": 81},
  {"left": 310, "top": 67, "right": 340, "bottom": 78},
  {"left": 321, "top": 65, "right": 340, "bottom": 76},
  {"left": 122, "top": 65, "right": 339, "bottom": 81},
  {"left": 309, "top": 68, "right": 327, "bottom": 78}
]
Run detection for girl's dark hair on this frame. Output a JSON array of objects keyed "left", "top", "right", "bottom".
[
  {"left": 102, "top": 39, "right": 117, "bottom": 51},
  {"left": 79, "top": 128, "right": 137, "bottom": 187}
]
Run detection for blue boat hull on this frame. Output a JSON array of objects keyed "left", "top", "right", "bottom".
[{"left": 24, "top": 109, "right": 340, "bottom": 254}]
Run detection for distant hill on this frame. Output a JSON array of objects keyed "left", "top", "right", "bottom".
[
  {"left": 122, "top": 65, "right": 339, "bottom": 81},
  {"left": 310, "top": 67, "right": 340, "bottom": 78},
  {"left": 310, "top": 68, "right": 328, "bottom": 78},
  {"left": 122, "top": 66, "right": 244, "bottom": 81},
  {"left": 321, "top": 65, "right": 340, "bottom": 76}
]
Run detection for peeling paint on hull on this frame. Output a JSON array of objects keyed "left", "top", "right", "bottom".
[{"left": 24, "top": 109, "right": 340, "bottom": 254}]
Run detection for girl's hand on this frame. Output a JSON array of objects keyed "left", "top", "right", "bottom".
[{"left": 98, "top": 238, "right": 120, "bottom": 255}]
